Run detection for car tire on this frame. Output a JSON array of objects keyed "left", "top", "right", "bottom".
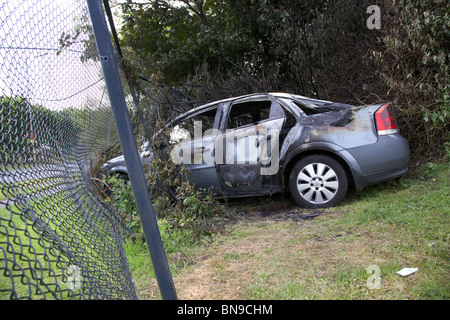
[
  {"left": 289, "top": 155, "right": 348, "bottom": 208},
  {"left": 116, "top": 172, "right": 129, "bottom": 182}
]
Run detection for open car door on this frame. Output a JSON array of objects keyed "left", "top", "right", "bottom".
[{"left": 216, "top": 94, "right": 285, "bottom": 195}]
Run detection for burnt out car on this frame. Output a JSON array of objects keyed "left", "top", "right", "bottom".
[{"left": 103, "top": 93, "right": 410, "bottom": 208}]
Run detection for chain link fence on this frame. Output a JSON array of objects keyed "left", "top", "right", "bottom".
[{"left": 0, "top": 0, "right": 139, "bottom": 299}]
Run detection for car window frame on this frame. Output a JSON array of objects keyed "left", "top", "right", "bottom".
[
  {"left": 219, "top": 94, "right": 290, "bottom": 132},
  {"left": 170, "top": 103, "right": 223, "bottom": 142}
]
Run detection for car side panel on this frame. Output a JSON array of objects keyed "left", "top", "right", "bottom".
[
  {"left": 346, "top": 133, "right": 410, "bottom": 177},
  {"left": 184, "top": 164, "right": 223, "bottom": 191},
  {"left": 303, "top": 108, "right": 378, "bottom": 148}
]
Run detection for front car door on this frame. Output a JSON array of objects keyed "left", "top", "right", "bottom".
[{"left": 169, "top": 103, "right": 223, "bottom": 192}]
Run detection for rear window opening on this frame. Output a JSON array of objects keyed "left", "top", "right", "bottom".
[
  {"left": 292, "top": 101, "right": 335, "bottom": 115},
  {"left": 227, "top": 100, "right": 272, "bottom": 129}
]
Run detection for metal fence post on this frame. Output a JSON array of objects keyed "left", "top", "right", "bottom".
[{"left": 86, "top": 0, "right": 177, "bottom": 300}]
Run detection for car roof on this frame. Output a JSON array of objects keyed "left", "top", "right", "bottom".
[
  {"left": 155, "top": 92, "right": 334, "bottom": 136},
  {"left": 172, "top": 92, "right": 332, "bottom": 120}
]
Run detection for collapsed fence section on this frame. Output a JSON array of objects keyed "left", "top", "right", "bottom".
[{"left": 0, "top": 0, "right": 139, "bottom": 299}]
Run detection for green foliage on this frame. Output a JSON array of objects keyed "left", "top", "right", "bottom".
[
  {"left": 57, "top": 7, "right": 97, "bottom": 62},
  {"left": 107, "top": 174, "right": 141, "bottom": 231},
  {"left": 119, "top": 0, "right": 331, "bottom": 87},
  {"left": 147, "top": 149, "right": 227, "bottom": 243},
  {"left": 117, "top": 0, "right": 449, "bottom": 159},
  {"left": 373, "top": 0, "right": 449, "bottom": 155},
  {"left": 423, "top": 93, "right": 449, "bottom": 128},
  {"left": 120, "top": 0, "right": 248, "bottom": 85},
  {"left": 128, "top": 160, "right": 450, "bottom": 299},
  {"left": 106, "top": 145, "right": 227, "bottom": 245},
  {"left": 0, "top": 96, "right": 78, "bottom": 165}
]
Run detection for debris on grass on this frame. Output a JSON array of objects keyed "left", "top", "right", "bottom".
[{"left": 396, "top": 268, "right": 418, "bottom": 277}]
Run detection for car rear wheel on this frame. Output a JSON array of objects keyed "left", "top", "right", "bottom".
[{"left": 289, "top": 155, "right": 348, "bottom": 208}]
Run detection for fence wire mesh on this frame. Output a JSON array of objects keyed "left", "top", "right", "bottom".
[{"left": 0, "top": 0, "right": 138, "bottom": 299}]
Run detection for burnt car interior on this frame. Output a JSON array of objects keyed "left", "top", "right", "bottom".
[
  {"left": 226, "top": 99, "right": 297, "bottom": 149},
  {"left": 227, "top": 100, "right": 271, "bottom": 129}
]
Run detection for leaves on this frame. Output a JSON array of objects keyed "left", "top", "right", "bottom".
[{"left": 116, "top": 0, "right": 449, "bottom": 160}]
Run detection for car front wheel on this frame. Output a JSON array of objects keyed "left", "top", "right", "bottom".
[{"left": 289, "top": 155, "right": 348, "bottom": 208}]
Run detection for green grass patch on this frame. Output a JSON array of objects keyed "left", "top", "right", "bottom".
[
  {"left": 3, "top": 160, "right": 447, "bottom": 300},
  {"left": 0, "top": 203, "right": 73, "bottom": 300},
  {"left": 147, "top": 160, "right": 449, "bottom": 300},
  {"left": 1, "top": 190, "right": 133, "bottom": 300}
]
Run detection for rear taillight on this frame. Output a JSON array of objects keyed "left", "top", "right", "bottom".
[{"left": 375, "top": 103, "right": 398, "bottom": 135}]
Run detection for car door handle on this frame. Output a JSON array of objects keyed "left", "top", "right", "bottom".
[{"left": 255, "top": 135, "right": 270, "bottom": 147}]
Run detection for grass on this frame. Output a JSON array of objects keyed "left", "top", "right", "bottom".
[
  {"left": 1, "top": 159, "right": 448, "bottom": 300},
  {"left": 0, "top": 203, "right": 71, "bottom": 300},
  {"left": 128, "top": 159, "right": 449, "bottom": 300},
  {"left": 0, "top": 176, "right": 63, "bottom": 202},
  {"left": 0, "top": 189, "right": 131, "bottom": 300}
]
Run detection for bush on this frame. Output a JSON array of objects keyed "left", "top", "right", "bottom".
[
  {"left": 119, "top": 0, "right": 449, "bottom": 160},
  {"left": 106, "top": 155, "right": 227, "bottom": 246},
  {"left": 370, "top": 1, "right": 449, "bottom": 156}
]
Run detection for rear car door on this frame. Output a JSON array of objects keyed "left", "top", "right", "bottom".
[{"left": 216, "top": 94, "right": 286, "bottom": 195}]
